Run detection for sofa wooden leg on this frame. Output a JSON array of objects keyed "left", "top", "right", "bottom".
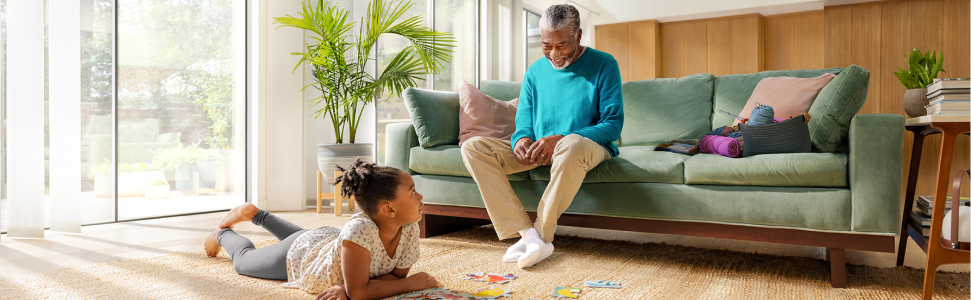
[
  {"left": 419, "top": 214, "right": 492, "bottom": 238},
  {"left": 827, "top": 248, "right": 847, "bottom": 288}
]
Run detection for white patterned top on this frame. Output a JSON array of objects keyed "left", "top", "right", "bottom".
[{"left": 281, "top": 213, "right": 421, "bottom": 294}]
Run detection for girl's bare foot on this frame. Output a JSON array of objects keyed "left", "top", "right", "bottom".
[
  {"left": 218, "top": 203, "right": 260, "bottom": 229},
  {"left": 204, "top": 229, "right": 222, "bottom": 257}
]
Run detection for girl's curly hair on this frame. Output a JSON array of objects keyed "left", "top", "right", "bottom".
[{"left": 335, "top": 158, "right": 402, "bottom": 216}]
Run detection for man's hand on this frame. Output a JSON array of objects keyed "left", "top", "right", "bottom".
[
  {"left": 527, "top": 135, "right": 565, "bottom": 166},
  {"left": 408, "top": 272, "right": 440, "bottom": 290},
  {"left": 313, "top": 285, "right": 348, "bottom": 300},
  {"left": 513, "top": 138, "right": 535, "bottom": 166}
]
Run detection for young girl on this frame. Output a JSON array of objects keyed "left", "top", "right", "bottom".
[{"left": 204, "top": 159, "right": 438, "bottom": 300}]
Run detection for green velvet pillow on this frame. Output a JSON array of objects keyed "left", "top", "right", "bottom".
[
  {"left": 621, "top": 73, "right": 715, "bottom": 146},
  {"left": 807, "top": 64, "right": 870, "bottom": 153},
  {"left": 480, "top": 80, "right": 522, "bottom": 101},
  {"left": 402, "top": 87, "right": 460, "bottom": 148}
]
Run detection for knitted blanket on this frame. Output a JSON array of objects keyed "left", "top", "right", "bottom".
[{"left": 655, "top": 126, "right": 744, "bottom": 157}]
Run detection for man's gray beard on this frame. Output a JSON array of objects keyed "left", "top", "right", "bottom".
[{"left": 549, "top": 57, "right": 573, "bottom": 70}]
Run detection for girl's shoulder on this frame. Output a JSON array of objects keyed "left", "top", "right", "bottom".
[{"left": 341, "top": 213, "right": 377, "bottom": 233}]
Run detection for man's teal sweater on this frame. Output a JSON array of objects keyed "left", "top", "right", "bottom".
[{"left": 511, "top": 47, "right": 624, "bottom": 157}]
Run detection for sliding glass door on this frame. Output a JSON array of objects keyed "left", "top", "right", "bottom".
[
  {"left": 376, "top": 0, "right": 478, "bottom": 165},
  {"left": 0, "top": 0, "right": 245, "bottom": 233},
  {"left": 115, "top": 0, "right": 245, "bottom": 220}
]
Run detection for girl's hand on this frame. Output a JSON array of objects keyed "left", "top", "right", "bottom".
[
  {"left": 313, "top": 285, "right": 348, "bottom": 300},
  {"left": 409, "top": 272, "right": 440, "bottom": 290}
]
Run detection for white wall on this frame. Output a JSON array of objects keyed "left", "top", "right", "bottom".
[{"left": 249, "top": 0, "right": 306, "bottom": 211}]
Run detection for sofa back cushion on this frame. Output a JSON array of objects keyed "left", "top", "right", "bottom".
[
  {"left": 402, "top": 87, "right": 461, "bottom": 147},
  {"left": 806, "top": 65, "right": 871, "bottom": 152},
  {"left": 621, "top": 73, "right": 715, "bottom": 146},
  {"left": 711, "top": 68, "right": 843, "bottom": 129},
  {"left": 712, "top": 66, "right": 869, "bottom": 152},
  {"left": 480, "top": 80, "right": 522, "bottom": 101}
]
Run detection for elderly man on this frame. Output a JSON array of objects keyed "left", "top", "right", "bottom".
[{"left": 460, "top": 4, "right": 623, "bottom": 268}]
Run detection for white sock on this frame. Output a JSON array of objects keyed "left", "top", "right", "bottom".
[
  {"left": 503, "top": 239, "right": 527, "bottom": 263},
  {"left": 517, "top": 228, "right": 554, "bottom": 268}
]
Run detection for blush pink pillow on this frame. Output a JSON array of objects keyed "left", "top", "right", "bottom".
[
  {"left": 732, "top": 73, "right": 837, "bottom": 126},
  {"left": 458, "top": 80, "right": 519, "bottom": 147}
]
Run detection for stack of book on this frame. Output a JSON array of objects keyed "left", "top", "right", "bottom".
[
  {"left": 925, "top": 78, "right": 970, "bottom": 115},
  {"left": 909, "top": 195, "right": 971, "bottom": 238}
]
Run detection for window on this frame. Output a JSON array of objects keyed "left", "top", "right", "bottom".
[
  {"left": 376, "top": 0, "right": 478, "bottom": 165},
  {"left": 524, "top": 9, "right": 542, "bottom": 72},
  {"left": 0, "top": 0, "right": 246, "bottom": 232}
]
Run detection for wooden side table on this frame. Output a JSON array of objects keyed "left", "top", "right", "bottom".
[
  {"left": 317, "top": 170, "right": 355, "bottom": 216},
  {"left": 895, "top": 115, "right": 970, "bottom": 300}
]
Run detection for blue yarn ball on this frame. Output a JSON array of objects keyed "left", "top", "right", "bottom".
[{"left": 748, "top": 103, "right": 775, "bottom": 125}]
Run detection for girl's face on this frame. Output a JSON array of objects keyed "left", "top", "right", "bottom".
[{"left": 392, "top": 171, "right": 424, "bottom": 224}]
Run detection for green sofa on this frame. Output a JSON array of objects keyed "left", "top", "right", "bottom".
[{"left": 387, "top": 65, "right": 904, "bottom": 288}]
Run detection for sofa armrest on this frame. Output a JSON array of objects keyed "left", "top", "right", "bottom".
[
  {"left": 386, "top": 122, "right": 420, "bottom": 174},
  {"left": 848, "top": 113, "right": 904, "bottom": 234}
]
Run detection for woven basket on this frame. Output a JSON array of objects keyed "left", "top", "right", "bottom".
[{"left": 739, "top": 114, "right": 811, "bottom": 157}]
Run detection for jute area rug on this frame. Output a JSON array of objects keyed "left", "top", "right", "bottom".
[{"left": 0, "top": 227, "right": 967, "bottom": 300}]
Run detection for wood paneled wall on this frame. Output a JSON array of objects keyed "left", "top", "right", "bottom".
[
  {"left": 764, "top": 11, "right": 824, "bottom": 71},
  {"left": 595, "top": 20, "right": 660, "bottom": 82},
  {"left": 595, "top": 0, "right": 970, "bottom": 198},
  {"left": 657, "top": 14, "right": 764, "bottom": 78}
]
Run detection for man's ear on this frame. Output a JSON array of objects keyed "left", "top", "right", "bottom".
[{"left": 576, "top": 28, "right": 583, "bottom": 44}]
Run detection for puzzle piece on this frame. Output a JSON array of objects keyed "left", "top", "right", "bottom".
[
  {"left": 553, "top": 286, "right": 582, "bottom": 299},
  {"left": 396, "top": 287, "right": 514, "bottom": 300},
  {"left": 472, "top": 287, "right": 513, "bottom": 299},
  {"left": 463, "top": 272, "right": 517, "bottom": 284},
  {"left": 583, "top": 280, "right": 622, "bottom": 289},
  {"left": 395, "top": 287, "right": 459, "bottom": 300}
]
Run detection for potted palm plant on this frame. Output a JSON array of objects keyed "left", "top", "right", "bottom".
[
  {"left": 275, "top": 0, "right": 455, "bottom": 188},
  {"left": 894, "top": 47, "right": 945, "bottom": 118}
]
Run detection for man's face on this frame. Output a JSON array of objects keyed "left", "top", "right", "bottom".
[{"left": 542, "top": 28, "right": 582, "bottom": 70}]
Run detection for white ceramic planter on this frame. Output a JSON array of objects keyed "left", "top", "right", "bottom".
[{"left": 317, "top": 143, "right": 373, "bottom": 193}]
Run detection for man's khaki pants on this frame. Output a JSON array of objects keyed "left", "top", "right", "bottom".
[{"left": 460, "top": 134, "right": 609, "bottom": 243}]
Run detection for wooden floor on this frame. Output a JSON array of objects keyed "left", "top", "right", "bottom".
[{"left": 0, "top": 205, "right": 967, "bottom": 278}]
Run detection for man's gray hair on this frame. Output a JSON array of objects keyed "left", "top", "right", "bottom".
[{"left": 539, "top": 4, "right": 581, "bottom": 35}]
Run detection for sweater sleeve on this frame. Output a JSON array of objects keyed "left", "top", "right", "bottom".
[
  {"left": 572, "top": 58, "right": 624, "bottom": 150},
  {"left": 510, "top": 71, "right": 536, "bottom": 150}
]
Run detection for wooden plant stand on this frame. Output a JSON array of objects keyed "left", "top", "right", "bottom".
[{"left": 317, "top": 170, "right": 355, "bottom": 216}]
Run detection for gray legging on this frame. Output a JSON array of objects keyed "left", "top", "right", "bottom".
[{"left": 217, "top": 210, "right": 309, "bottom": 280}]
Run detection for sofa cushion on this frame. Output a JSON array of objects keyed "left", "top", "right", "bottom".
[
  {"left": 402, "top": 88, "right": 460, "bottom": 148},
  {"left": 732, "top": 73, "right": 836, "bottom": 126},
  {"left": 414, "top": 174, "right": 854, "bottom": 232},
  {"left": 683, "top": 152, "right": 847, "bottom": 187},
  {"left": 621, "top": 74, "right": 715, "bottom": 146},
  {"left": 711, "top": 68, "right": 843, "bottom": 129},
  {"left": 807, "top": 65, "right": 871, "bottom": 153},
  {"left": 480, "top": 80, "right": 522, "bottom": 101},
  {"left": 458, "top": 80, "right": 519, "bottom": 147},
  {"left": 409, "top": 145, "right": 530, "bottom": 181},
  {"left": 528, "top": 145, "right": 687, "bottom": 184}
]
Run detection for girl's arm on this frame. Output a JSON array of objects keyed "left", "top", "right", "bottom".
[
  {"left": 340, "top": 240, "right": 438, "bottom": 300},
  {"left": 371, "top": 267, "right": 409, "bottom": 280}
]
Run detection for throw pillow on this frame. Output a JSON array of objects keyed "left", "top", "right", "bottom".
[
  {"left": 402, "top": 87, "right": 461, "bottom": 148},
  {"left": 807, "top": 64, "right": 871, "bottom": 153},
  {"left": 732, "top": 73, "right": 836, "bottom": 126},
  {"left": 458, "top": 80, "right": 519, "bottom": 147}
]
